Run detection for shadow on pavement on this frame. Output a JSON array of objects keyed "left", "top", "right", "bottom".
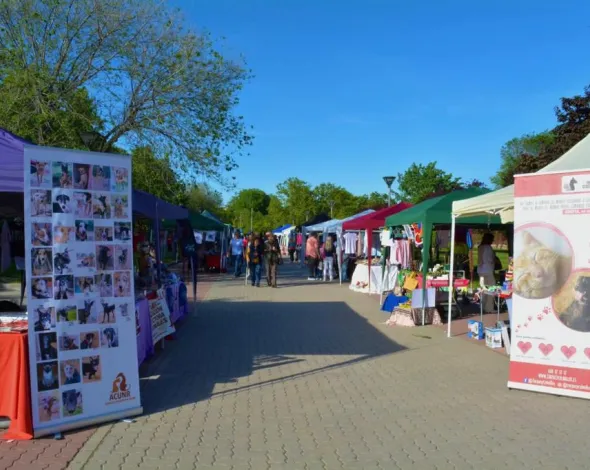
[{"left": 138, "top": 299, "right": 406, "bottom": 415}]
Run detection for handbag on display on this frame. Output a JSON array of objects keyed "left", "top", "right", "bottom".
[{"left": 403, "top": 272, "right": 419, "bottom": 291}]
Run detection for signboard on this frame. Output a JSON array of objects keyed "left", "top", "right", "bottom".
[
  {"left": 24, "top": 146, "right": 142, "bottom": 437},
  {"left": 509, "top": 169, "right": 590, "bottom": 398},
  {"left": 148, "top": 289, "right": 175, "bottom": 344}
]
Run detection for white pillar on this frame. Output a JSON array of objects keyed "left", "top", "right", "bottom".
[{"left": 447, "top": 214, "right": 457, "bottom": 338}]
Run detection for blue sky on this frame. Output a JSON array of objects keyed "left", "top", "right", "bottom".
[{"left": 175, "top": 0, "right": 590, "bottom": 201}]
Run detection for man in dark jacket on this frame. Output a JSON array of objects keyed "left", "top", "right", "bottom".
[{"left": 264, "top": 233, "right": 281, "bottom": 287}]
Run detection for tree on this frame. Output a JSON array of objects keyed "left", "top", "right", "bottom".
[
  {"left": 185, "top": 183, "right": 223, "bottom": 214},
  {"left": 491, "top": 132, "right": 555, "bottom": 187},
  {"left": 313, "top": 183, "right": 358, "bottom": 218},
  {"left": 395, "top": 162, "right": 461, "bottom": 203},
  {"left": 226, "top": 189, "right": 270, "bottom": 231},
  {"left": 355, "top": 192, "right": 389, "bottom": 211},
  {"left": 276, "top": 178, "right": 315, "bottom": 225},
  {"left": 0, "top": 69, "right": 102, "bottom": 148},
  {"left": 0, "top": 0, "right": 253, "bottom": 184},
  {"left": 131, "top": 146, "right": 187, "bottom": 206},
  {"left": 266, "top": 195, "right": 286, "bottom": 228}
]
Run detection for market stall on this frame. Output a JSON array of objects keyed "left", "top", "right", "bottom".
[
  {"left": 385, "top": 188, "right": 502, "bottom": 326},
  {"left": 342, "top": 203, "right": 413, "bottom": 295}
]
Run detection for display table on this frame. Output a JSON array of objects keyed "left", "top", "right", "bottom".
[
  {"left": 480, "top": 289, "right": 512, "bottom": 323},
  {"left": 349, "top": 264, "right": 398, "bottom": 294},
  {"left": 205, "top": 254, "right": 221, "bottom": 271},
  {"left": 0, "top": 330, "right": 33, "bottom": 440},
  {"left": 136, "top": 297, "right": 154, "bottom": 367}
]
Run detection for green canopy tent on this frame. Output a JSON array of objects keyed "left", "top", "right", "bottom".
[
  {"left": 162, "top": 211, "right": 225, "bottom": 232},
  {"left": 384, "top": 188, "right": 502, "bottom": 325}
]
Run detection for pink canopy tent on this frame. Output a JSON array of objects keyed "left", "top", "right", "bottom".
[{"left": 342, "top": 202, "right": 413, "bottom": 291}]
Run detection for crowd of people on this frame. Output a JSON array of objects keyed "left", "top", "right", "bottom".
[{"left": 228, "top": 231, "right": 282, "bottom": 287}]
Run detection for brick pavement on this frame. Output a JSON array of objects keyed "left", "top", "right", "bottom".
[{"left": 5, "top": 264, "right": 590, "bottom": 469}]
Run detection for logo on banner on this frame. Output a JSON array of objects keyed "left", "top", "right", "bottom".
[
  {"left": 562, "top": 175, "right": 590, "bottom": 192},
  {"left": 107, "top": 372, "right": 134, "bottom": 404}
]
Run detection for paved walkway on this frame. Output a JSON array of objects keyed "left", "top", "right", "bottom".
[{"left": 5, "top": 264, "right": 589, "bottom": 469}]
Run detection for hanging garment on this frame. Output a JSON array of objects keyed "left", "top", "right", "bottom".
[
  {"left": 343, "top": 232, "right": 358, "bottom": 255},
  {"left": 1, "top": 221, "right": 11, "bottom": 272},
  {"left": 436, "top": 230, "right": 450, "bottom": 249}
]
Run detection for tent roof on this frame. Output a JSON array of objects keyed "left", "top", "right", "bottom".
[
  {"left": 342, "top": 202, "right": 413, "bottom": 230},
  {"left": 385, "top": 188, "right": 502, "bottom": 227},
  {"left": 201, "top": 210, "right": 224, "bottom": 224},
  {"left": 301, "top": 213, "right": 330, "bottom": 227},
  {"left": 162, "top": 211, "right": 225, "bottom": 231},
  {"left": 132, "top": 189, "right": 188, "bottom": 220},
  {"left": 453, "top": 133, "right": 590, "bottom": 220},
  {"left": 272, "top": 224, "right": 292, "bottom": 234},
  {"left": 305, "top": 210, "right": 375, "bottom": 233}
]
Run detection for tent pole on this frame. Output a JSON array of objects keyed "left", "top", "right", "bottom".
[{"left": 447, "top": 215, "right": 456, "bottom": 338}]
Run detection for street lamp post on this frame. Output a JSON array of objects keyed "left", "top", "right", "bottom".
[
  {"left": 383, "top": 176, "right": 396, "bottom": 207},
  {"left": 329, "top": 201, "right": 335, "bottom": 218}
]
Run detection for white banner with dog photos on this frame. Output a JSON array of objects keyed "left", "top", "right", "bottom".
[
  {"left": 24, "top": 146, "right": 142, "bottom": 437},
  {"left": 508, "top": 169, "right": 590, "bottom": 399}
]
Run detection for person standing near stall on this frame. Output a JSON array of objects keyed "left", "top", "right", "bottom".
[
  {"left": 306, "top": 232, "right": 321, "bottom": 281},
  {"left": 322, "top": 235, "right": 337, "bottom": 282},
  {"left": 264, "top": 233, "right": 282, "bottom": 288},
  {"left": 478, "top": 232, "right": 496, "bottom": 312},
  {"left": 246, "top": 236, "right": 264, "bottom": 287},
  {"left": 228, "top": 231, "right": 244, "bottom": 277},
  {"left": 288, "top": 232, "right": 297, "bottom": 263}
]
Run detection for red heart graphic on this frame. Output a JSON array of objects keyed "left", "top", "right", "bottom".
[
  {"left": 561, "top": 345, "right": 576, "bottom": 359},
  {"left": 584, "top": 348, "right": 590, "bottom": 360},
  {"left": 539, "top": 343, "right": 553, "bottom": 356},
  {"left": 517, "top": 341, "right": 532, "bottom": 354}
]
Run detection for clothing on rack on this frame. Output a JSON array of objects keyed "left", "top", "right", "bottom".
[
  {"left": 436, "top": 230, "right": 451, "bottom": 249},
  {"left": 389, "top": 239, "right": 412, "bottom": 269},
  {"left": 343, "top": 232, "right": 358, "bottom": 255}
]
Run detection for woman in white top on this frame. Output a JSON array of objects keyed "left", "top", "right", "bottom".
[{"left": 478, "top": 232, "right": 496, "bottom": 312}]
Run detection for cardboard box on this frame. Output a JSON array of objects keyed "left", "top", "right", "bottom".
[
  {"left": 467, "top": 320, "right": 484, "bottom": 340},
  {"left": 485, "top": 327, "right": 503, "bottom": 349}
]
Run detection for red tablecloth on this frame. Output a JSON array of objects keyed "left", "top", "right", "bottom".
[
  {"left": 0, "top": 331, "right": 33, "bottom": 440},
  {"left": 416, "top": 276, "right": 470, "bottom": 289},
  {"left": 205, "top": 254, "right": 221, "bottom": 270}
]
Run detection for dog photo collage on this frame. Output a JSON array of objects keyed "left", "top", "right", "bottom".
[{"left": 29, "top": 160, "right": 133, "bottom": 424}]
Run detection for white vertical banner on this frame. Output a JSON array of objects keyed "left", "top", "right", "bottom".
[{"left": 25, "top": 146, "right": 142, "bottom": 437}]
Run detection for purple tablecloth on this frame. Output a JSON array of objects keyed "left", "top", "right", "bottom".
[
  {"left": 136, "top": 297, "right": 154, "bottom": 366},
  {"left": 168, "top": 282, "right": 188, "bottom": 325}
]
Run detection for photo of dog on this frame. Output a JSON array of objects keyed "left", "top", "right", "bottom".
[
  {"left": 54, "top": 275, "right": 74, "bottom": 300},
  {"left": 59, "top": 359, "right": 81, "bottom": 386},
  {"left": 80, "top": 331, "right": 99, "bottom": 350},
  {"left": 32, "top": 277, "right": 53, "bottom": 300},
  {"left": 52, "top": 190, "right": 73, "bottom": 214},
  {"left": 33, "top": 305, "right": 56, "bottom": 331},
  {"left": 32, "top": 248, "right": 53, "bottom": 276},
  {"left": 31, "top": 189, "right": 52, "bottom": 217},
  {"left": 118, "top": 302, "right": 131, "bottom": 321},
  {"left": 96, "top": 245, "right": 114, "bottom": 271},
  {"left": 113, "top": 271, "right": 131, "bottom": 298},
  {"left": 58, "top": 333, "right": 80, "bottom": 351},
  {"left": 76, "top": 251, "right": 96, "bottom": 273},
  {"left": 62, "top": 389, "right": 83, "bottom": 417},
  {"left": 112, "top": 195, "right": 128, "bottom": 219},
  {"left": 75, "top": 276, "right": 97, "bottom": 296},
  {"left": 37, "top": 361, "right": 59, "bottom": 391},
  {"left": 75, "top": 219, "right": 94, "bottom": 242},
  {"left": 82, "top": 355, "right": 101, "bottom": 383},
  {"left": 78, "top": 299, "right": 98, "bottom": 324},
  {"left": 73, "top": 191, "right": 93, "bottom": 217},
  {"left": 31, "top": 160, "right": 51, "bottom": 187},
  {"left": 99, "top": 300, "right": 116, "bottom": 324},
  {"left": 101, "top": 326, "right": 119, "bottom": 348},
  {"left": 90, "top": 165, "right": 111, "bottom": 191},
  {"left": 95, "top": 225, "right": 114, "bottom": 242},
  {"left": 95, "top": 273, "right": 113, "bottom": 297},
  {"left": 114, "top": 222, "right": 132, "bottom": 241},
  {"left": 115, "top": 246, "right": 131, "bottom": 270},
  {"left": 53, "top": 223, "right": 75, "bottom": 244},
  {"left": 92, "top": 193, "right": 111, "bottom": 219},
  {"left": 52, "top": 162, "right": 73, "bottom": 188},
  {"left": 111, "top": 167, "right": 129, "bottom": 192},
  {"left": 73, "top": 164, "right": 90, "bottom": 189},
  {"left": 32, "top": 222, "right": 52, "bottom": 247},
  {"left": 38, "top": 391, "right": 60, "bottom": 422},
  {"left": 56, "top": 304, "right": 77, "bottom": 323},
  {"left": 36, "top": 332, "right": 58, "bottom": 361},
  {"left": 53, "top": 247, "right": 73, "bottom": 275}
]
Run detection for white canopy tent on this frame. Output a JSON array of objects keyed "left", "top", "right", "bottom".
[
  {"left": 300, "top": 209, "right": 375, "bottom": 284},
  {"left": 447, "top": 133, "right": 590, "bottom": 337}
]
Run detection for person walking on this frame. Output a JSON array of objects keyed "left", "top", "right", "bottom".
[
  {"left": 306, "top": 232, "right": 321, "bottom": 281},
  {"left": 246, "top": 236, "right": 264, "bottom": 287},
  {"left": 227, "top": 231, "right": 244, "bottom": 277},
  {"left": 478, "top": 232, "right": 496, "bottom": 312},
  {"left": 265, "top": 233, "right": 281, "bottom": 288},
  {"left": 288, "top": 232, "right": 297, "bottom": 263},
  {"left": 322, "top": 235, "right": 336, "bottom": 281}
]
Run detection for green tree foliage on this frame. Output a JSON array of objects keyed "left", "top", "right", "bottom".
[
  {"left": 491, "top": 132, "right": 555, "bottom": 187},
  {"left": 276, "top": 178, "right": 315, "bottom": 225},
  {"left": 131, "top": 146, "right": 187, "bottom": 206},
  {"left": 226, "top": 189, "right": 271, "bottom": 232},
  {"left": 0, "top": 0, "right": 253, "bottom": 183},
  {"left": 395, "top": 162, "right": 462, "bottom": 203},
  {"left": 313, "top": 183, "right": 359, "bottom": 218},
  {"left": 185, "top": 183, "right": 224, "bottom": 215},
  {"left": 355, "top": 192, "right": 389, "bottom": 211},
  {"left": 266, "top": 195, "right": 287, "bottom": 229}
]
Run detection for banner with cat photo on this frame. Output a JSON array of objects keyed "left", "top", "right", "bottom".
[
  {"left": 24, "top": 146, "right": 142, "bottom": 437},
  {"left": 509, "top": 168, "right": 590, "bottom": 399}
]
